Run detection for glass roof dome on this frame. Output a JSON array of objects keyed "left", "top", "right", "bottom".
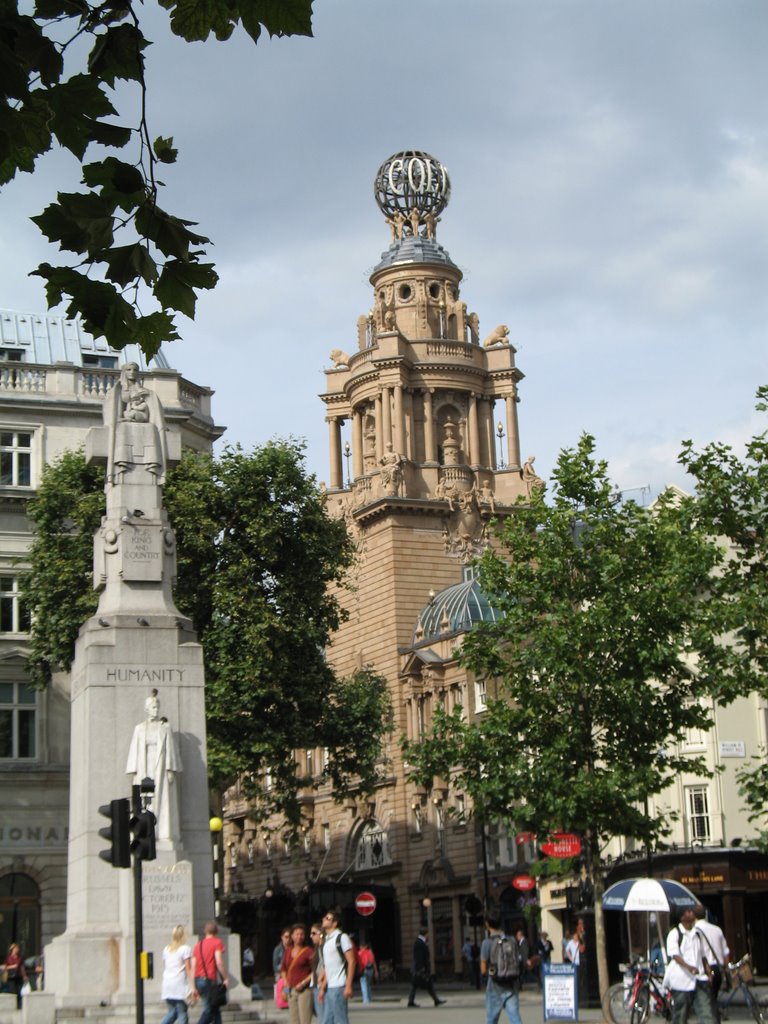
[{"left": 413, "top": 576, "right": 503, "bottom": 644}]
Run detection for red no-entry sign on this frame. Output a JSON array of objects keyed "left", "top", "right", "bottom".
[{"left": 355, "top": 891, "right": 377, "bottom": 916}]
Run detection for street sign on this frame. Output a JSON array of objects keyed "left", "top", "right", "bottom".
[
  {"left": 541, "top": 833, "right": 582, "bottom": 858},
  {"left": 512, "top": 874, "right": 536, "bottom": 891},
  {"left": 355, "top": 891, "right": 377, "bottom": 916}
]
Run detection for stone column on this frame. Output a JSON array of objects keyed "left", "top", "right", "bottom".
[
  {"left": 375, "top": 392, "right": 384, "bottom": 462},
  {"left": 393, "top": 383, "right": 405, "bottom": 455},
  {"left": 328, "top": 417, "right": 343, "bottom": 489},
  {"left": 403, "top": 388, "right": 414, "bottom": 460},
  {"left": 505, "top": 391, "right": 521, "bottom": 470},
  {"left": 382, "top": 386, "right": 392, "bottom": 451},
  {"left": 468, "top": 394, "right": 481, "bottom": 466},
  {"left": 481, "top": 398, "right": 496, "bottom": 470},
  {"left": 423, "top": 389, "right": 437, "bottom": 463},
  {"left": 352, "top": 409, "right": 364, "bottom": 481}
]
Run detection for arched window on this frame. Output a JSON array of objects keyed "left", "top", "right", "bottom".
[
  {"left": 354, "top": 821, "right": 392, "bottom": 871},
  {"left": 0, "top": 873, "right": 40, "bottom": 958}
]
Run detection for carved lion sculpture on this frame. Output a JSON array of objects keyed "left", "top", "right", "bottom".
[
  {"left": 329, "top": 348, "right": 351, "bottom": 367},
  {"left": 482, "top": 324, "right": 510, "bottom": 348}
]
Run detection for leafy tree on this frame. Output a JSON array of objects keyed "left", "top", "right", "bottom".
[
  {"left": 23, "top": 441, "right": 391, "bottom": 828},
  {"left": 680, "top": 386, "right": 768, "bottom": 839},
  {"left": 1, "top": 0, "right": 313, "bottom": 356},
  {"left": 405, "top": 434, "right": 727, "bottom": 996}
]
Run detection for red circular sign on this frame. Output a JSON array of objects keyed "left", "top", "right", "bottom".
[
  {"left": 355, "top": 891, "right": 377, "bottom": 916},
  {"left": 512, "top": 875, "right": 536, "bottom": 892}
]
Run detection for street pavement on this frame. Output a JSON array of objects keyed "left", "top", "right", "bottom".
[{"left": 252, "top": 979, "right": 768, "bottom": 1024}]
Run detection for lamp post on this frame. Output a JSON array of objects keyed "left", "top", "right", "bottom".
[
  {"left": 344, "top": 441, "right": 352, "bottom": 487},
  {"left": 210, "top": 815, "right": 223, "bottom": 919},
  {"left": 496, "top": 421, "right": 505, "bottom": 469}
]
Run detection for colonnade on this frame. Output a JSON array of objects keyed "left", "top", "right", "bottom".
[{"left": 325, "top": 386, "right": 522, "bottom": 490}]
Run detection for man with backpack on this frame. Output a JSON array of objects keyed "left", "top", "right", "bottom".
[
  {"left": 481, "top": 915, "right": 523, "bottom": 1024},
  {"left": 318, "top": 908, "right": 356, "bottom": 1024}
]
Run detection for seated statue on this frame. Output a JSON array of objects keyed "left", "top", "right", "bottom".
[{"left": 104, "top": 362, "right": 168, "bottom": 486}]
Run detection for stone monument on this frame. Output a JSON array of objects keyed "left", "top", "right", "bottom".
[{"left": 44, "top": 364, "right": 214, "bottom": 1005}]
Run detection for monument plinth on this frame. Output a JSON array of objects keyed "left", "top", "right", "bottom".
[{"left": 45, "top": 363, "right": 214, "bottom": 1004}]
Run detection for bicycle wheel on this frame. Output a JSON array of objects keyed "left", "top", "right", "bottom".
[
  {"left": 603, "top": 983, "right": 632, "bottom": 1024},
  {"left": 630, "top": 986, "right": 651, "bottom": 1024},
  {"left": 745, "top": 988, "right": 767, "bottom": 1024}
]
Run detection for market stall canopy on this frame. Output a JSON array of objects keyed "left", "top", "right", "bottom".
[{"left": 602, "top": 877, "right": 698, "bottom": 912}]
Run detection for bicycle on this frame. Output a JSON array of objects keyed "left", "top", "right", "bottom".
[
  {"left": 720, "top": 954, "right": 767, "bottom": 1024},
  {"left": 603, "top": 960, "right": 672, "bottom": 1024}
]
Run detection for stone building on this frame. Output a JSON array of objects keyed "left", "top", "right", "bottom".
[
  {"left": 221, "top": 152, "right": 543, "bottom": 977},
  {"left": 0, "top": 309, "right": 221, "bottom": 960},
  {"left": 221, "top": 152, "right": 768, "bottom": 981}
]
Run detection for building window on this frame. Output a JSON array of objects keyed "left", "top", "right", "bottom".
[
  {"left": 0, "top": 577, "right": 30, "bottom": 633},
  {"left": 323, "top": 823, "right": 331, "bottom": 850},
  {"left": 412, "top": 804, "right": 423, "bottom": 834},
  {"left": 474, "top": 678, "right": 487, "bottom": 713},
  {"left": 682, "top": 725, "right": 707, "bottom": 751},
  {"left": 686, "top": 785, "right": 711, "bottom": 842},
  {"left": 355, "top": 821, "right": 392, "bottom": 871},
  {"left": 0, "top": 683, "right": 36, "bottom": 759},
  {"left": 0, "top": 431, "right": 32, "bottom": 487},
  {"left": 306, "top": 749, "right": 314, "bottom": 777}
]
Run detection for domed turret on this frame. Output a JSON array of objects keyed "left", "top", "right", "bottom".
[{"left": 413, "top": 576, "right": 503, "bottom": 644}]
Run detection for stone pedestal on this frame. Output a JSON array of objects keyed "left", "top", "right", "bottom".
[{"left": 45, "top": 615, "right": 213, "bottom": 1003}]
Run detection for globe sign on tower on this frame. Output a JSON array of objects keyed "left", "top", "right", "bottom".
[{"left": 374, "top": 150, "right": 451, "bottom": 220}]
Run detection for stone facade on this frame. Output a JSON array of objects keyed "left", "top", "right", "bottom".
[{"left": 0, "top": 310, "right": 222, "bottom": 963}]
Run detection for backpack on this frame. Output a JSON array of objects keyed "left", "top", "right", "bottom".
[
  {"left": 488, "top": 935, "right": 520, "bottom": 985},
  {"left": 336, "top": 932, "right": 359, "bottom": 979}
]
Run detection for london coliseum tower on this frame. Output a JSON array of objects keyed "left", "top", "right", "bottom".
[
  {"left": 224, "top": 153, "right": 543, "bottom": 977},
  {"left": 315, "top": 152, "right": 542, "bottom": 974}
]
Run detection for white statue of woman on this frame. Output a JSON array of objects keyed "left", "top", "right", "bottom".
[
  {"left": 126, "top": 690, "right": 182, "bottom": 842},
  {"left": 105, "top": 362, "right": 168, "bottom": 487}
]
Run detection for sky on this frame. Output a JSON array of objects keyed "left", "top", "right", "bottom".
[{"left": 2, "top": 0, "right": 767, "bottom": 499}]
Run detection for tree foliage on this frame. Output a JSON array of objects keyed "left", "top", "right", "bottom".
[
  {"left": 1, "top": 0, "right": 313, "bottom": 356},
  {"left": 23, "top": 440, "right": 391, "bottom": 827},
  {"left": 680, "top": 386, "right": 768, "bottom": 837},
  {"left": 405, "top": 434, "right": 728, "bottom": 995}
]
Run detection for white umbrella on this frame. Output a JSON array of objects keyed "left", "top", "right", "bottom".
[{"left": 602, "top": 877, "right": 699, "bottom": 912}]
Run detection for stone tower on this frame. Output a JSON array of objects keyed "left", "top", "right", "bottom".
[{"left": 315, "top": 151, "right": 542, "bottom": 970}]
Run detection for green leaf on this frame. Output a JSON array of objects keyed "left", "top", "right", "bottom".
[
  {"left": 136, "top": 202, "right": 211, "bottom": 259},
  {"left": 85, "top": 118, "right": 132, "bottom": 149},
  {"left": 158, "top": 0, "right": 236, "bottom": 42},
  {"left": 82, "top": 156, "right": 144, "bottom": 195},
  {"left": 153, "top": 134, "right": 178, "bottom": 164},
  {"left": 44, "top": 74, "right": 117, "bottom": 158},
  {"left": 102, "top": 242, "right": 157, "bottom": 287},
  {"left": 133, "top": 310, "right": 179, "bottom": 357},
  {"left": 239, "top": 0, "right": 314, "bottom": 40},
  {"left": 87, "top": 23, "right": 148, "bottom": 87},
  {"left": 155, "top": 259, "right": 218, "bottom": 318},
  {"left": 32, "top": 190, "right": 115, "bottom": 255}
]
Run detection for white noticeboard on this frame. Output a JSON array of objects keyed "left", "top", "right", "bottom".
[{"left": 543, "top": 963, "right": 578, "bottom": 1021}]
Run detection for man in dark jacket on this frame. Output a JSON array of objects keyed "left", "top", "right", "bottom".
[{"left": 407, "top": 928, "right": 446, "bottom": 1008}]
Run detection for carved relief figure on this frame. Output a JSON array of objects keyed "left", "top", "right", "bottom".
[
  {"left": 392, "top": 210, "right": 406, "bottom": 240},
  {"left": 467, "top": 312, "right": 480, "bottom": 345},
  {"left": 409, "top": 207, "right": 421, "bottom": 237},
  {"left": 126, "top": 690, "right": 182, "bottom": 842},
  {"left": 105, "top": 361, "right": 168, "bottom": 486},
  {"left": 379, "top": 443, "right": 403, "bottom": 496},
  {"left": 424, "top": 211, "right": 439, "bottom": 239},
  {"left": 483, "top": 324, "right": 510, "bottom": 348}
]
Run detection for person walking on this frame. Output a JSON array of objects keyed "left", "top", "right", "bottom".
[
  {"left": 665, "top": 908, "right": 716, "bottom": 1024},
  {"left": 273, "top": 926, "right": 292, "bottom": 1009},
  {"left": 481, "top": 914, "right": 523, "bottom": 1024},
  {"left": 319, "top": 907, "right": 355, "bottom": 1024},
  {"left": 1, "top": 943, "right": 27, "bottom": 1009},
  {"left": 357, "top": 940, "right": 378, "bottom": 1003},
  {"left": 694, "top": 906, "right": 729, "bottom": 1023},
  {"left": 194, "top": 921, "right": 229, "bottom": 1024},
  {"left": 309, "top": 923, "right": 326, "bottom": 1024},
  {"left": 407, "top": 927, "right": 446, "bottom": 1009},
  {"left": 281, "top": 923, "right": 314, "bottom": 1024},
  {"left": 536, "top": 932, "right": 554, "bottom": 989},
  {"left": 161, "top": 926, "right": 195, "bottom": 1024}
]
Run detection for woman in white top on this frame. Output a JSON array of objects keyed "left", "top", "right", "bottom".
[{"left": 161, "top": 925, "right": 195, "bottom": 1024}]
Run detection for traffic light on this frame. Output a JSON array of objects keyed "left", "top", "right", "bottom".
[
  {"left": 130, "top": 809, "right": 157, "bottom": 862},
  {"left": 98, "top": 798, "right": 131, "bottom": 868}
]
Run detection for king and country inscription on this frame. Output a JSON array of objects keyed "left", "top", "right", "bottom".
[{"left": 44, "top": 363, "right": 215, "bottom": 1008}]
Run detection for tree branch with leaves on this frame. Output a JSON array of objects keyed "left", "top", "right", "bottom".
[{"left": 1, "top": 0, "right": 313, "bottom": 356}]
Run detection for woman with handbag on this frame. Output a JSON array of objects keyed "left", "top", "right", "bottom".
[
  {"left": 161, "top": 926, "right": 196, "bottom": 1024},
  {"left": 1, "top": 943, "right": 27, "bottom": 1009},
  {"left": 193, "top": 921, "right": 229, "bottom": 1024},
  {"left": 281, "top": 923, "right": 314, "bottom": 1024}
]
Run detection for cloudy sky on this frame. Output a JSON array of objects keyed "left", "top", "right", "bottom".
[{"left": 2, "top": 0, "right": 766, "bottom": 498}]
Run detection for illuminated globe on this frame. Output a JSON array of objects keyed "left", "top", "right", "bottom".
[{"left": 374, "top": 151, "right": 451, "bottom": 220}]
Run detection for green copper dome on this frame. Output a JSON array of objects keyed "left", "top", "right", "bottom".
[{"left": 413, "top": 577, "right": 503, "bottom": 644}]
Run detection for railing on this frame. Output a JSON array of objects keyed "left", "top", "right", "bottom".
[{"left": 0, "top": 366, "right": 47, "bottom": 392}]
